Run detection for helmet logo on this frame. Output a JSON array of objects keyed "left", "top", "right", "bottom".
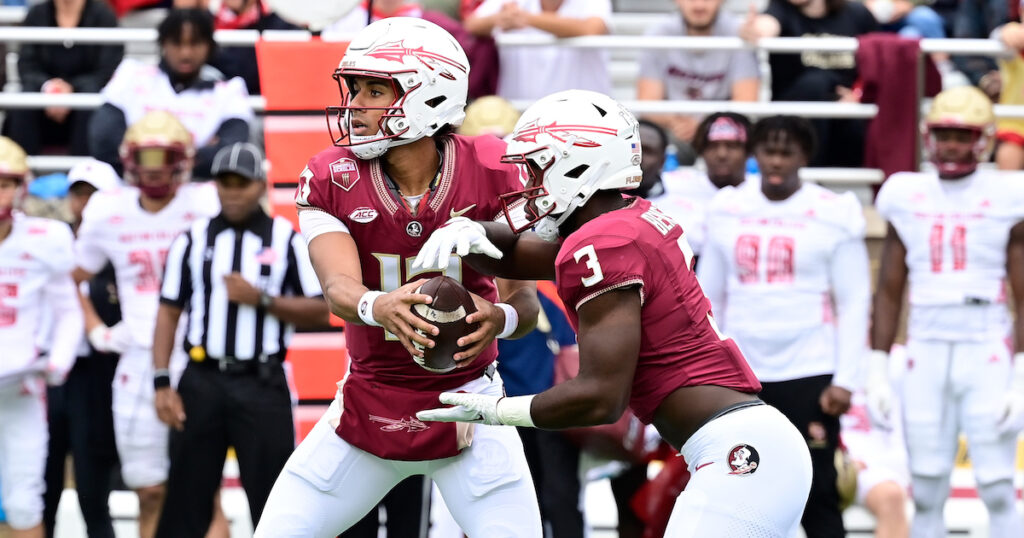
[
  {"left": 512, "top": 121, "right": 618, "bottom": 148},
  {"left": 365, "top": 41, "right": 467, "bottom": 74},
  {"left": 329, "top": 158, "right": 360, "bottom": 191}
]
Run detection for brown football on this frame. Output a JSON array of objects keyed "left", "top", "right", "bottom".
[{"left": 411, "top": 276, "right": 478, "bottom": 373}]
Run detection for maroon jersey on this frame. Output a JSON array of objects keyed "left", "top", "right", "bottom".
[
  {"left": 297, "top": 134, "right": 521, "bottom": 391},
  {"left": 297, "top": 135, "right": 526, "bottom": 460},
  {"left": 556, "top": 197, "right": 761, "bottom": 424}
]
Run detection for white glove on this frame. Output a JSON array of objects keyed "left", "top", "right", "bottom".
[
  {"left": 411, "top": 217, "right": 503, "bottom": 271},
  {"left": 45, "top": 363, "right": 68, "bottom": 386},
  {"left": 997, "top": 353, "right": 1024, "bottom": 434},
  {"left": 88, "top": 322, "right": 132, "bottom": 354},
  {"left": 417, "top": 391, "right": 535, "bottom": 427},
  {"left": 865, "top": 350, "right": 894, "bottom": 431}
]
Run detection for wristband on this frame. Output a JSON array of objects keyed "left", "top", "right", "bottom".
[
  {"left": 495, "top": 302, "right": 519, "bottom": 339},
  {"left": 154, "top": 368, "right": 171, "bottom": 389},
  {"left": 357, "top": 291, "right": 385, "bottom": 327},
  {"left": 496, "top": 394, "right": 536, "bottom": 427}
]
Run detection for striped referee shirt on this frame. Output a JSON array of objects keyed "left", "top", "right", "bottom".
[{"left": 159, "top": 210, "right": 322, "bottom": 361}]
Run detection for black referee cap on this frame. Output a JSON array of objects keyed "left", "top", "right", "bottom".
[{"left": 212, "top": 142, "right": 265, "bottom": 182}]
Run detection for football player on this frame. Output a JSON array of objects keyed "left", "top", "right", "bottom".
[
  {"left": 412, "top": 90, "right": 813, "bottom": 536},
  {"left": 254, "top": 18, "right": 542, "bottom": 537},
  {"left": 868, "top": 86, "right": 1024, "bottom": 537},
  {"left": 647, "top": 113, "right": 752, "bottom": 256},
  {"left": 840, "top": 345, "right": 910, "bottom": 538},
  {"left": 0, "top": 136, "right": 83, "bottom": 538},
  {"left": 698, "top": 115, "right": 871, "bottom": 536},
  {"left": 72, "top": 110, "right": 220, "bottom": 538}
]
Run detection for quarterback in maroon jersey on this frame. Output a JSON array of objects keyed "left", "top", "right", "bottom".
[
  {"left": 254, "top": 18, "right": 541, "bottom": 537},
  {"left": 415, "top": 90, "right": 813, "bottom": 536}
]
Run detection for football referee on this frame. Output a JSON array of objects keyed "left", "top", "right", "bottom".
[{"left": 152, "top": 142, "right": 329, "bottom": 537}]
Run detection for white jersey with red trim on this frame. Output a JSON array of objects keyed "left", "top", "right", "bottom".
[
  {"left": 876, "top": 170, "right": 1024, "bottom": 341},
  {"left": 75, "top": 183, "right": 219, "bottom": 349},
  {"left": 654, "top": 168, "right": 752, "bottom": 255},
  {"left": 0, "top": 214, "right": 81, "bottom": 379},
  {"left": 700, "top": 181, "right": 867, "bottom": 383}
]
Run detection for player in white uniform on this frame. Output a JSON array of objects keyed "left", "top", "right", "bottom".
[
  {"left": 651, "top": 113, "right": 752, "bottom": 256},
  {"left": 72, "top": 111, "right": 219, "bottom": 538},
  {"left": 698, "top": 115, "right": 871, "bottom": 536},
  {"left": 0, "top": 137, "right": 83, "bottom": 538},
  {"left": 868, "top": 86, "right": 1024, "bottom": 538},
  {"left": 840, "top": 345, "right": 910, "bottom": 538}
]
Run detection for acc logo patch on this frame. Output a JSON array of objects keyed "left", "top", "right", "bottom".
[
  {"left": 329, "top": 158, "right": 360, "bottom": 191},
  {"left": 349, "top": 207, "right": 379, "bottom": 224},
  {"left": 727, "top": 444, "right": 760, "bottom": 475}
]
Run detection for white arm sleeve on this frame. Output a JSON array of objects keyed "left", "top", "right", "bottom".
[
  {"left": 696, "top": 238, "right": 729, "bottom": 326},
  {"left": 299, "top": 209, "right": 350, "bottom": 244},
  {"left": 830, "top": 238, "right": 872, "bottom": 392},
  {"left": 44, "top": 272, "right": 85, "bottom": 378}
]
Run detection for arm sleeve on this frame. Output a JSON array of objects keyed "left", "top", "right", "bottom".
[
  {"left": 829, "top": 237, "right": 871, "bottom": 392},
  {"left": 283, "top": 231, "right": 324, "bottom": 297},
  {"left": 193, "top": 118, "right": 250, "bottom": 178},
  {"left": 159, "top": 231, "right": 193, "bottom": 308},
  {"left": 695, "top": 233, "right": 729, "bottom": 325},
  {"left": 43, "top": 272, "right": 84, "bottom": 378},
  {"left": 75, "top": 205, "right": 110, "bottom": 274},
  {"left": 87, "top": 103, "right": 127, "bottom": 175},
  {"left": 298, "top": 207, "right": 350, "bottom": 244}
]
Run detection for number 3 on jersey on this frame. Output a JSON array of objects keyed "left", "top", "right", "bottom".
[{"left": 373, "top": 253, "right": 462, "bottom": 340}]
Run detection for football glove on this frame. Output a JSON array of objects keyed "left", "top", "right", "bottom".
[
  {"left": 865, "top": 350, "right": 894, "bottom": 431},
  {"left": 417, "top": 391, "right": 535, "bottom": 427},
  {"left": 411, "top": 217, "right": 503, "bottom": 271},
  {"left": 88, "top": 321, "right": 132, "bottom": 354},
  {"left": 997, "top": 353, "right": 1024, "bottom": 434}
]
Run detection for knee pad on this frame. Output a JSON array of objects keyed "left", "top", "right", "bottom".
[
  {"left": 911, "top": 474, "right": 950, "bottom": 514},
  {"left": 977, "top": 480, "right": 1016, "bottom": 515}
]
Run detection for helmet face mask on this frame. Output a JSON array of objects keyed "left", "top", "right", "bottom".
[
  {"left": 325, "top": 17, "right": 469, "bottom": 160},
  {"left": 120, "top": 111, "right": 194, "bottom": 200},
  {"left": 923, "top": 86, "right": 995, "bottom": 178},
  {"left": 498, "top": 90, "right": 643, "bottom": 241},
  {"left": 327, "top": 72, "right": 412, "bottom": 158}
]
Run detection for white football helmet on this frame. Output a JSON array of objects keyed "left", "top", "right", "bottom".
[
  {"left": 499, "top": 90, "right": 643, "bottom": 241},
  {"left": 327, "top": 17, "right": 470, "bottom": 160}
]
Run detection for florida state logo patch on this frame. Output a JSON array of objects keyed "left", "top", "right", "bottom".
[{"left": 727, "top": 444, "right": 760, "bottom": 475}]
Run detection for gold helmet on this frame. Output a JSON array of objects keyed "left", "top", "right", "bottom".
[
  {"left": 460, "top": 96, "right": 521, "bottom": 138},
  {"left": 0, "top": 136, "right": 29, "bottom": 221},
  {"left": 924, "top": 86, "right": 995, "bottom": 177},
  {"left": 0, "top": 136, "right": 28, "bottom": 180},
  {"left": 119, "top": 110, "right": 194, "bottom": 198},
  {"left": 835, "top": 448, "right": 859, "bottom": 511}
]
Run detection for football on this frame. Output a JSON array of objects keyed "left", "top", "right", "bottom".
[{"left": 410, "top": 276, "right": 478, "bottom": 373}]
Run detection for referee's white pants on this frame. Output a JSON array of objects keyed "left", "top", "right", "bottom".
[
  {"left": 255, "top": 372, "right": 542, "bottom": 538},
  {"left": 0, "top": 381, "right": 47, "bottom": 530}
]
